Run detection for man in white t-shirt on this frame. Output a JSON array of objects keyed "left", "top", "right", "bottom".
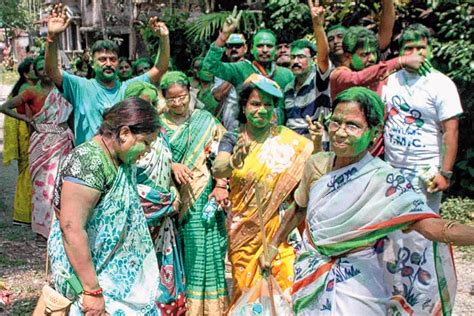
[{"left": 383, "top": 24, "right": 463, "bottom": 212}]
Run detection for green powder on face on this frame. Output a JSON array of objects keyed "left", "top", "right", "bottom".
[
  {"left": 350, "top": 129, "right": 372, "bottom": 155},
  {"left": 351, "top": 54, "right": 365, "bottom": 71},
  {"left": 245, "top": 90, "right": 274, "bottom": 130},
  {"left": 93, "top": 62, "right": 118, "bottom": 82},
  {"left": 252, "top": 31, "right": 277, "bottom": 62},
  {"left": 124, "top": 142, "right": 146, "bottom": 164}
]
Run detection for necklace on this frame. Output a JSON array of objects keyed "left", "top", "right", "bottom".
[{"left": 100, "top": 136, "right": 119, "bottom": 170}]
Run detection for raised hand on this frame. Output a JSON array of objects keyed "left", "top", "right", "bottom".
[
  {"left": 222, "top": 6, "right": 242, "bottom": 35},
  {"left": 306, "top": 115, "right": 325, "bottom": 152},
  {"left": 149, "top": 17, "right": 169, "bottom": 38},
  {"left": 47, "top": 3, "right": 70, "bottom": 36},
  {"left": 230, "top": 133, "right": 251, "bottom": 169},
  {"left": 400, "top": 54, "right": 432, "bottom": 76},
  {"left": 308, "top": 0, "right": 325, "bottom": 25}
]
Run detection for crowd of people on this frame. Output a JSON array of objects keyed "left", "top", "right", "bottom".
[{"left": 1, "top": 0, "right": 473, "bottom": 315}]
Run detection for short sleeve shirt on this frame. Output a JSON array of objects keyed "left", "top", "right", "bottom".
[
  {"left": 62, "top": 71, "right": 150, "bottom": 145},
  {"left": 53, "top": 140, "right": 117, "bottom": 210},
  {"left": 383, "top": 70, "right": 463, "bottom": 169}
]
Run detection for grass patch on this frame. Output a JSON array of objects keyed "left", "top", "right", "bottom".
[
  {"left": 0, "top": 256, "right": 27, "bottom": 268},
  {"left": 441, "top": 197, "right": 474, "bottom": 259}
]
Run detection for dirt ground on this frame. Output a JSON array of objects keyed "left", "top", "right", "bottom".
[{"left": 0, "top": 83, "right": 473, "bottom": 315}]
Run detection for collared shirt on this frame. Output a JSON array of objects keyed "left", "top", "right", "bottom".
[{"left": 284, "top": 65, "right": 331, "bottom": 134}]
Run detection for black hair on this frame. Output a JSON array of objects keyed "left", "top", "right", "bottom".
[
  {"left": 10, "top": 57, "right": 35, "bottom": 97},
  {"left": 99, "top": 97, "right": 160, "bottom": 140},
  {"left": 237, "top": 83, "right": 279, "bottom": 124},
  {"left": 91, "top": 40, "right": 119, "bottom": 57}
]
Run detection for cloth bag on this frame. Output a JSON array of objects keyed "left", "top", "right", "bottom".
[
  {"left": 32, "top": 284, "right": 72, "bottom": 316},
  {"left": 230, "top": 275, "right": 293, "bottom": 316}
]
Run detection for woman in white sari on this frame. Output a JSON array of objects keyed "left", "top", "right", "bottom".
[{"left": 263, "top": 87, "right": 474, "bottom": 315}]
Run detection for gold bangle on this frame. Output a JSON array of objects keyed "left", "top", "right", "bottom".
[{"left": 442, "top": 220, "right": 457, "bottom": 245}]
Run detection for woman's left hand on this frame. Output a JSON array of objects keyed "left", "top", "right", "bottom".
[{"left": 209, "top": 187, "right": 229, "bottom": 208}]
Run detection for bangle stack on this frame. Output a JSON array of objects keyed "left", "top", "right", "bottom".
[
  {"left": 82, "top": 287, "right": 103, "bottom": 296},
  {"left": 442, "top": 220, "right": 456, "bottom": 245}
]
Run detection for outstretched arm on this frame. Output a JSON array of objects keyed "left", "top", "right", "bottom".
[
  {"left": 45, "top": 3, "right": 70, "bottom": 89},
  {"left": 378, "top": 0, "right": 395, "bottom": 51},
  {"left": 308, "top": 0, "right": 329, "bottom": 74},
  {"left": 147, "top": 18, "right": 170, "bottom": 84},
  {"left": 412, "top": 218, "right": 474, "bottom": 246}
]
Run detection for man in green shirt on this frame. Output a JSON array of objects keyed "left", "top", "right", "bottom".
[{"left": 202, "top": 9, "right": 294, "bottom": 124}]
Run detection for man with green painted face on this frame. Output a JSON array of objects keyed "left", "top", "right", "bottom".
[
  {"left": 383, "top": 24, "right": 463, "bottom": 213},
  {"left": 202, "top": 8, "right": 294, "bottom": 124},
  {"left": 330, "top": 26, "right": 429, "bottom": 101},
  {"left": 327, "top": 0, "right": 395, "bottom": 67},
  {"left": 44, "top": 3, "right": 170, "bottom": 145},
  {"left": 284, "top": 0, "right": 330, "bottom": 138}
]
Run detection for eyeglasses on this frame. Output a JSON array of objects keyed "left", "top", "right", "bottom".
[
  {"left": 327, "top": 120, "right": 367, "bottom": 135},
  {"left": 165, "top": 95, "right": 188, "bottom": 105},
  {"left": 225, "top": 44, "right": 244, "bottom": 50}
]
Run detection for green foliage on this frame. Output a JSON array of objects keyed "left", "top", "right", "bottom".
[
  {"left": 265, "top": 0, "right": 312, "bottom": 40},
  {"left": 0, "top": 0, "right": 37, "bottom": 30},
  {"left": 440, "top": 197, "right": 474, "bottom": 224},
  {"left": 185, "top": 10, "right": 262, "bottom": 44}
]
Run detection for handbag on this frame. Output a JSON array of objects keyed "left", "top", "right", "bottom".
[{"left": 32, "top": 215, "right": 72, "bottom": 315}]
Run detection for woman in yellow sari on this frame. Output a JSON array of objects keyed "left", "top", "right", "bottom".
[
  {"left": 213, "top": 74, "right": 313, "bottom": 308},
  {"left": 3, "top": 57, "right": 37, "bottom": 225}
]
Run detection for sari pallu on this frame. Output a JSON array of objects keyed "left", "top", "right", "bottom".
[
  {"left": 162, "top": 109, "right": 228, "bottom": 315},
  {"left": 48, "top": 164, "right": 161, "bottom": 315},
  {"left": 136, "top": 135, "right": 186, "bottom": 315},
  {"left": 29, "top": 89, "right": 74, "bottom": 238},
  {"left": 292, "top": 153, "right": 456, "bottom": 316},
  {"left": 228, "top": 126, "right": 313, "bottom": 308}
]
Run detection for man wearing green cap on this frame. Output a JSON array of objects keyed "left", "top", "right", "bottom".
[
  {"left": 210, "top": 33, "right": 247, "bottom": 131},
  {"left": 45, "top": 3, "right": 169, "bottom": 145},
  {"left": 202, "top": 8, "right": 294, "bottom": 124}
]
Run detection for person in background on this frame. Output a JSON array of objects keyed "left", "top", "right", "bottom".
[
  {"left": 202, "top": 8, "right": 294, "bottom": 125},
  {"left": 2, "top": 57, "right": 37, "bottom": 226},
  {"left": 133, "top": 57, "right": 153, "bottom": 76},
  {"left": 327, "top": 0, "right": 395, "bottom": 67},
  {"left": 118, "top": 57, "right": 133, "bottom": 81},
  {"left": 0, "top": 56, "right": 74, "bottom": 241},
  {"left": 45, "top": 2, "right": 170, "bottom": 145},
  {"left": 212, "top": 33, "right": 247, "bottom": 131},
  {"left": 284, "top": 0, "right": 330, "bottom": 141}
]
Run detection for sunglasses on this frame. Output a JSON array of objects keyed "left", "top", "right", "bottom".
[{"left": 225, "top": 44, "right": 244, "bottom": 50}]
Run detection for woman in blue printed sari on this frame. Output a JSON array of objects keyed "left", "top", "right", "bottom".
[
  {"left": 48, "top": 98, "right": 162, "bottom": 315},
  {"left": 125, "top": 81, "right": 187, "bottom": 315},
  {"left": 159, "top": 71, "right": 229, "bottom": 315}
]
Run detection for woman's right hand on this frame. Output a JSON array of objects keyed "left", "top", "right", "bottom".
[
  {"left": 82, "top": 294, "right": 108, "bottom": 316},
  {"left": 172, "top": 163, "right": 193, "bottom": 185},
  {"left": 231, "top": 133, "right": 251, "bottom": 168}
]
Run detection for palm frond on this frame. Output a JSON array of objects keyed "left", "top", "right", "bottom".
[{"left": 185, "top": 10, "right": 262, "bottom": 43}]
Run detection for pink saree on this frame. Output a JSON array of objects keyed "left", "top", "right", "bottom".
[{"left": 29, "top": 88, "right": 74, "bottom": 238}]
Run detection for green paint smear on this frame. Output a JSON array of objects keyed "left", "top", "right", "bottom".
[
  {"left": 160, "top": 71, "right": 189, "bottom": 91},
  {"left": 245, "top": 90, "right": 274, "bottom": 131},
  {"left": 124, "top": 142, "right": 146, "bottom": 164},
  {"left": 350, "top": 129, "right": 372, "bottom": 155},
  {"left": 351, "top": 54, "right": 365, "bottom": 71},
  {"left": 93, "top": 62, "right": 118, "bottom": 82},
  {"left": 252, "top": 31, "right": 276, "bottom": 62}
]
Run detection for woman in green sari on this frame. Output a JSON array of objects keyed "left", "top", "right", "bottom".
[{"left": 159, "top": 71, "right": 229, "bottom": 315}]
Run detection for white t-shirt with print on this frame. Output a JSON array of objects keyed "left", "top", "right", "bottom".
[{"left": 383, "top": 69, "right": 463, "bottom": 169}]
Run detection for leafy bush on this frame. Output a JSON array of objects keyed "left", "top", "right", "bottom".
[{"left": 440, "top": 197, "right": 474, "bottom": 224}]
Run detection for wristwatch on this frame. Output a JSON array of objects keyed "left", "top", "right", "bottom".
[{"left": 439, "top": 170, "right": 453, "bottom": 180}]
